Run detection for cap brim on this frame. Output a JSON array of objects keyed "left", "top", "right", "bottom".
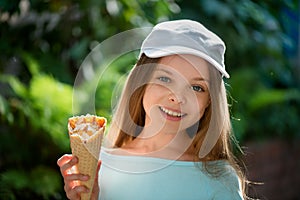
[{"left": 141, "top": 46, "right": 230, "bottom": 78}]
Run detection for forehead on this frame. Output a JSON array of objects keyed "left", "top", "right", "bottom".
[{"left": 156, "top": 54, "right": 210, "bottom": 80}]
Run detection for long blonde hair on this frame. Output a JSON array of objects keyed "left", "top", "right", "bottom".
[
  {"left": 106, "top": 54, "right": 159, "bottom": 147},
  {"left": 106, "top": 53, "right": 247, "bottom": 197}
]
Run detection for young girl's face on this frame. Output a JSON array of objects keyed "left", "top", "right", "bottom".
[{"left": 142, "top": 54, "right": 211, "bottom": 134}]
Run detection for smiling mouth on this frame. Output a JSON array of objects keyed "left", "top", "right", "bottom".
[{"left": 159, "top": 106, "right": 186, "bottom": 118}]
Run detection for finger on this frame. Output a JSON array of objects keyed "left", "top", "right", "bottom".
[
  {"left": 59, "top": 156, "right": 79, "bottom": 176},
  {"left": 57, "top": 154, "right": 73, "bottom": 167},
  {"left": 95, "top": 160, "right": 101, "bottom": 181},
  {"left": 63, "top": 174, "right": 90, "bottom": 195},
  {"left": 97, "top": 160, "right": 102, "bottom": 171},
  {"left": 90, "top": 160, "right": 101, "bottom": 200},
  {"left": 91, "top": 175, "right": 100, "bottom": 200},
  {"left": 64, "top": 173, "right": 90, "bottom": 182},
  {"left": 65, "top": 185, "right": 89, "bottom": 200}
]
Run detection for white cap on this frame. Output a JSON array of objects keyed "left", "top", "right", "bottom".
[{"left": 139, "top": 19, "right": 230, "bottom": 78}]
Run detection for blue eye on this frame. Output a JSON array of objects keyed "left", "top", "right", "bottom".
[
  {"left": 158, "top": 76, "right": 171, "bottom": 83},
  {"left": 191, "top": 85, "right": 204, "bottom": 92}
]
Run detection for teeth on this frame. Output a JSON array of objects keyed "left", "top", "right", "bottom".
[{"left": 160, "top": 107, "right": 183, "bottom": 117}]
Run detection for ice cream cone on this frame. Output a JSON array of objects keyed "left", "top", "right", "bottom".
[{"left": 68, "top": 114, "right": 106, "bottom": 200}]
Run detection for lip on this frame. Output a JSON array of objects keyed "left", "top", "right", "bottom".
[{"left": 159, "top": 106, "right": 187, "bottom": 121}]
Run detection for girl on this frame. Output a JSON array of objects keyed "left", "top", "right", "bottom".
[{"left": 58, "top": 19, "right": 246, "bottom": 199}]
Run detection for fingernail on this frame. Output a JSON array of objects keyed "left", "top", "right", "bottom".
[
  {"left": 83, "top": 175, "right": 89, "bottom": 180},
  {"left": 73, "top": 157, "right": 78, "bottom": 162}
]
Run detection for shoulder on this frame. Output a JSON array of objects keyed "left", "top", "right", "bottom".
[{"left": 205, "top": 161, "right": 244, "bottom": 200}]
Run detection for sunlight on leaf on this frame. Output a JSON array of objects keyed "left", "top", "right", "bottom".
[{"left": 248, "top": 89, "right": 300, "bottom": 112}]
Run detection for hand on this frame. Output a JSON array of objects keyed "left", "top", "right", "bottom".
[{"left": 57, "top": 154, "right": 100, "bottom": 200}]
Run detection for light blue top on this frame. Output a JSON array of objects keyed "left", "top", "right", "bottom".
[{"left": 98, "top": 149, "right": 243, "bottom": 200}]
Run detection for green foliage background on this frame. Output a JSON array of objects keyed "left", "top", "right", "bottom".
[{"left": 0, "top": 0, "right": 299, "bottom": 199}]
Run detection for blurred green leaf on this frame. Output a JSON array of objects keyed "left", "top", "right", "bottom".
[
  {"left": 0, "top": 75, "right": 28, "bottom": 99},
  {"left": 0, "top": 167, "right": 62, "bottom": 199},
  {"left": 0, "top": 95, "right": 8, "bottom": 115},
  {"left": 30, "top": 166, "right": 62, "bottom": 198},
  {"left": 0, "top": 95, "right": 14, "bottom": 124},
  {"left": 249, "top": 88, "right": 300, "bottom": 112},
  {"left": 28, "top": 74, "right": 74, "bottom": 149},
  {"left": 20, "top": 52, "right": 40, "bottom": 76},
  {"left": 1, "top": 170, "right": 29, "bottom": 190},
  {"left": 69, "top": 38, "right": 90, "bottom": 60},
  {"left": 29, "top": 74, "right": 74, "bottom": 116}
]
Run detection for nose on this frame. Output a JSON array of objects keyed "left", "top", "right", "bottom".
[{"left": 168, "top": 92, "right": 186, "bottom": 104}]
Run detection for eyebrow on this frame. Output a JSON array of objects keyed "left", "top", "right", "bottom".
[
  {"left": 155, "top": 68, "right": 172, "bottom": 75},
  {"left": 155, "top": 68, "right": 209, "bottom": 82},
  {"left": 192, "top": 77, "right": 208, "bottom": 82}
]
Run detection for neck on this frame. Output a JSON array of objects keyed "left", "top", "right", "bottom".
[
  {"left": 124, "top": 128, "right": 194, "bottom": 160},
  {"left": 135, "top": 129, "right": 176, "bottom": 151}
]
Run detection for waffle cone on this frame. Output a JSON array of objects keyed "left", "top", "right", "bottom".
[{"left": 68, "top": 114, "right": 106, "bottom": 200}]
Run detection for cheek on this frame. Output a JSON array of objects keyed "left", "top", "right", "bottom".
[
  {"left": 191, "top": 95, "right": 210, "bottom": 119},
  {"left": 142, "top": 85, "right": 161, "bottom": 112},
  {"left": 201, "top": 97, "right": 210, "bottom": 112}
]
